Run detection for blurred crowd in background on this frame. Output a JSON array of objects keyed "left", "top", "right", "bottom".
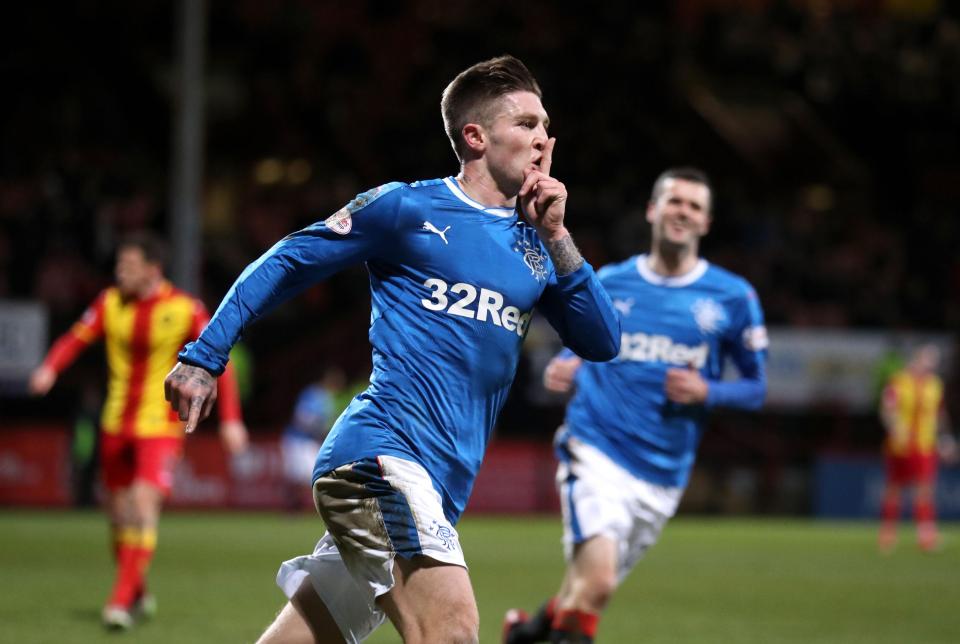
[{"left": 2, "top": 1, "right": 958, "bottom": 511}]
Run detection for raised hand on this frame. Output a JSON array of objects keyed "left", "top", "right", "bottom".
[
  {"left": 519, "top": 138, "right": 569, "bottom": 241},
  {"left": 164, "top": 362, "right": 218, "bottom": 433}
]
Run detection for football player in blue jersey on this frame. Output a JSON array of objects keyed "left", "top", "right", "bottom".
[
  {"left": 163, "top": 55, "right": 620, "bottom": 644},
  {"left": 503, "top": 167, "right": 768, "bottom": 644}
]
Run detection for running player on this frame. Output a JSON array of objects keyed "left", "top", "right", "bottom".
[
  {"left": 504, "top": 167, "right": 768, "bottom": 644},
  {"left": 163, "top": 55, "right": 620, "bottom": 643},
  {"left": 30, "top": 231, "right": 248, "bottom": 630}
]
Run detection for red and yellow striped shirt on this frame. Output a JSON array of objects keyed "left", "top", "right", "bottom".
[
  {"left": 883, "top": 370, "right": 944, "bottom": 457},
  {"left": 42, "top": 281, "right": 242, "bottom": 438}
]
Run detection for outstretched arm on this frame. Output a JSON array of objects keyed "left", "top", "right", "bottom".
[
  {"left": 165, "top": 185, "right": 399, "bottom": 430},
  {"left": 30, "top": 292, "right": 107, "bottom": 395}
]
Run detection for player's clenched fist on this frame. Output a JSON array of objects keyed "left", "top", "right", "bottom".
[
  {"left": 664, "top": 364, "right": 709, "bottom": 404},
  {"left": 164, "top": 362, "right": 218, "bottom": 433},
  {"left": 543, "top": 355, "right": 582, "bottom": 394},
  {"left": 519, "top": 138, "right": 569, "bottom": 241}
]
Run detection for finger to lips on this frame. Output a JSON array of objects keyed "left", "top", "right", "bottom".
[
  {"left": 519, "top": 170, "right": 543, "bottom": 198},
  {"left": 540, "top": 137, "right": 556, "bottom": 176}
]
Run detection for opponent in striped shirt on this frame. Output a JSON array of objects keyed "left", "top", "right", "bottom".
[
  {"left": 505, "top": 167, "right": 768, "bottom": 644},
  {"left": 878, "top": 344, "right": 956, "bottom": 553},
  {"left": 164, "top": 55, "right": 620, "bottom": 644},
  {"left": 30, "top": 232, "right": 248, "bottom": 630}
]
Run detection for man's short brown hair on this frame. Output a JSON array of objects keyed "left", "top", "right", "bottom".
[
  {"left": 441, "top": 55, "right": 542, "bottom": 162},
  {"left": 650, "top": 167, "right": 713, "bottom": 210},
  {"left": 118, "top": 231, "right": 168, "bottom": 270}
]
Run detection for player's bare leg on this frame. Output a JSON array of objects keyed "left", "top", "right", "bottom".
[
  {"left": 549, "top": 536, "right": 618, "bottom": 643},
  {"left": 503, "top": 536, "right": 616, "bottom": 644},
  {"left": 257, "top": 577, "right": 344, "bottom": 644},
  {"left": 562, "top": 536, "right": 618, "bottom": 612},
  {"left": 377, "top": 556, "right": 479, "bottom": 644}
]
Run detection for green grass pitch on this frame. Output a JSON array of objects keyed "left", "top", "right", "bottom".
[{"left": 1, "top": 511, "right": 957, "bottom": 643}]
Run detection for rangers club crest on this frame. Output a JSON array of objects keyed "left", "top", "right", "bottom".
[
  {"left": 691, "top": 298, "right": 726, "bottom": 334},
  {"left": 514, "top": 239, "right": 548, "bottom": 282}
]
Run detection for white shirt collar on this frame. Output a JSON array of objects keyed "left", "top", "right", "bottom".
[
  {"left": 443, "top": 177, "right": 516, "bottom": 218},
  {"left": 636, "top": 254, "right": 708, "bottom": 287}
]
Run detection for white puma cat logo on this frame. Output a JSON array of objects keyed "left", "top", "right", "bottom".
[{"left": 422, "top": 221, "right": 451, "bottom": 245}]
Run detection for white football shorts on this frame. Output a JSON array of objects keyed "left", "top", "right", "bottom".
[
  {"left": 276, "top": 455, "right": 466, "bottom": 643},
  {"left": 555, "top": 430, "right": 684, "bottom": 582}
]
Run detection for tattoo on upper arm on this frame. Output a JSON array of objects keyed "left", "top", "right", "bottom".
[{"left": 544, "top": 235, "right": 584, "bottom": 277}]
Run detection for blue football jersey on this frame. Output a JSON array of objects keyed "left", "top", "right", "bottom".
[
  {"left": 284, "top": 384, "right": 335, "bottom": 442},
  {"left": 181, "top": 177, "right": 620, "bottom": 522},
  {"left": 561, "top": 254, "right": 767, "bottom": 488}
]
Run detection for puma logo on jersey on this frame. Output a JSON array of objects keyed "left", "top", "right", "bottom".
[
  {"left": 422, "top": 221, "right": 451, "bottom": 244},
  {"left": 421, "top": 278, "right": 532, "bottom": 337},
  {"left": 619, "top": 332, "right": 709, "bottom": 368},
  {"left": 613, "top": 298, "right": 635, "bottom": 316}
]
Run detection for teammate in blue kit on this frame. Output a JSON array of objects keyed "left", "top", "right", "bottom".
[
  {"left": 504, "top": 168, "right": 768, "bottom": 644},
  {"left": 164, "top": 55, "right": 620, "bottom": 644},
  {"left": 280, "top": 367, "right": 347, "bottom": 512}
]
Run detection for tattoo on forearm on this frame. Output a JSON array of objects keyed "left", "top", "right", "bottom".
[{"left": 545, "top": 234, "right": 584, "bottom": 276}]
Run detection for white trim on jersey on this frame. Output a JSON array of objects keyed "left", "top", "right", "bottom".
[
  {"left": 635, "top": 254, "right": 709, "bottom": 287},
  {"left": 442, "top": 177, "right": 516, "bottom": 218}
]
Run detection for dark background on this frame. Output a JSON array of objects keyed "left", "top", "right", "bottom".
[{"left": 2, "top": 0, "right": 957, "bottom": 513}]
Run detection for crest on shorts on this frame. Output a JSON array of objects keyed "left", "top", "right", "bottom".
[
  {"left": 432, "top": 520, "right": 460, "bottom": 552},
  {"left": 691, "top": 298, "right": 726, "bottom": 334},
  {"left": 513, "top": 238, "right": 548, "bottom": 282},
  {"left": 324, "top": 208, "right": 352, "bottom": 235}
]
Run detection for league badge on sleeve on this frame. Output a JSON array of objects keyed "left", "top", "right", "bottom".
[
  {"left": 742, "top": 325, "right": 769, "bottom": 351},
  {"left": 324, "top": 208, "right": 353, "bottom": 235}
]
